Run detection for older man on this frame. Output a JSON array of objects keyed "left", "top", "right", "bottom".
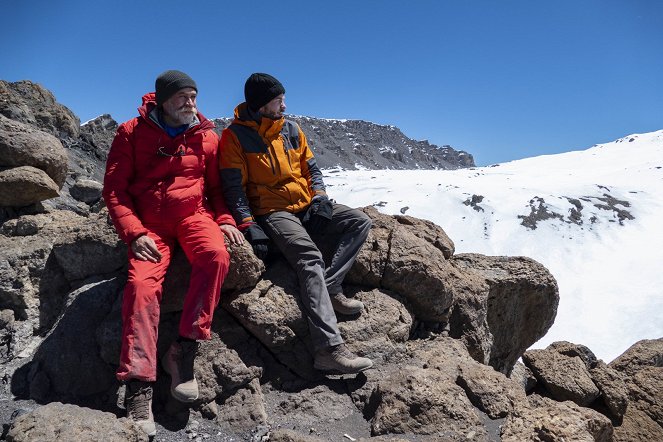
[
  {"left": 103, "top": 70, "right": 242, "bottom": 436},
  {"left": 219, "top": 73, "right": 373, "bottom": 375}
]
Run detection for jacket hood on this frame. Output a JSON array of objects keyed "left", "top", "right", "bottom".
[{"left": 138, "top": 92, "right": 214, "bottom": 132}]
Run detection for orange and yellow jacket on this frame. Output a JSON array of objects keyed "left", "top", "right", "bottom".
[{"left": 219, "top": 103, "right": 326, "bottom": 227}]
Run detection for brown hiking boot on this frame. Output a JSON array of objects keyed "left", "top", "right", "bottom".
[
  {"left": 125, "top": 380, "right": 156, "bottom": 437},
  {"left": 330, "top": 292, "right": 364, "bottom": 315},
  {"left": 161, "top": 340, "right": 199, "bottom": 402},
  {"left": 314, "top": 343, "right": 373, "bottom": 374}
]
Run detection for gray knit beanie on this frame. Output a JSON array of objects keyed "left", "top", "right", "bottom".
[{"left": 155, "top": 70, "right": 197, "bottom": 105}]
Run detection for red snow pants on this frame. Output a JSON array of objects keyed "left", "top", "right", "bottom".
[{"left": 116, "top": 212, "right": 229, "bottom": 382}]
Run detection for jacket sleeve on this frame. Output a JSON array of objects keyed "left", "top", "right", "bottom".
[
  {"left": 219, "top": 128, "right": 255, "bottom": 228},
  {"left": 299, "top": 129, "right": 327, "bottom": 197},
  {"left": 102, "top": 123, "right": 148, "bottom": 245},
  {"left": 204, "top": 132, "right": 236, "bottom": 226}
]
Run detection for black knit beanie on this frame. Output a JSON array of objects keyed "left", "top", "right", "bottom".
[
  {"left": 155, "top": 70, "right": 197, "bottom": 106},
  {"left": 244, "top": 73, "right": 285, "bottom": 111}
]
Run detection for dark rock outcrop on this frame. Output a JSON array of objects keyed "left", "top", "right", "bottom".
[
  {"left": 78, "top": 113, "right": 117, "bottom": 166},
  {"left": 0, "top": 80, "right": 80, "bottom": 141}
]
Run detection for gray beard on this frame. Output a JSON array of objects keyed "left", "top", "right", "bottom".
[{"left": 169, "top": 109, "right": 196, "bottom": 126}]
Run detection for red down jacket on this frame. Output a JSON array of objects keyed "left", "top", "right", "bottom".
[{"left": 103, "top": 93, "right": 235, "bottom": 244}]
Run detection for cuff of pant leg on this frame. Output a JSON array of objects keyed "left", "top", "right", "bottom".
[{"left": 315, "top": 336, "right": 344, "bottom": 352}]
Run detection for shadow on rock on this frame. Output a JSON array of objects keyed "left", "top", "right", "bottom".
[{"left": 11, "top": 276, "right": 124, "bottom": 411}]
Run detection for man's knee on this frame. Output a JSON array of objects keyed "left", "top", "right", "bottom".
[
  {"left": 125, "top": 277, "right": 160, "bottom": 298},
  {"left": 193, "top": 243, "right": 230, "bottom": 269},
  {"left": 357, "top": 210, "right": 372, "bottom": 229},
  {"left": 349, "top": 208, "right": 372, "bottom": 239}
]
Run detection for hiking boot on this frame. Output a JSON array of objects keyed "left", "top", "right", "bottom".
[
  {"left": 125, "top": 380, "right": 156, "bottom": 437},
  {"left": 330, "top": 293, "right": 364, "bottom": 315},
  {"left": 161, "top": 339, "right": 199, "bottom": 402},
  {"left": 314, "top": 343, "right": 373, "bottom": 374}
]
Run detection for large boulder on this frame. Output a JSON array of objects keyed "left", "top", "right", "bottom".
[
  {"left": 347, "top": 337, "right": 528, "bottom": 439},
  {"left": 0, "top": 166, "right": 59, "bottom": 207},
  {"left": 522, "top": 346, "right": 600, "bottom": 406},
  {"left": 500, "top": 395, "right": 613, "bottom": 441},
  {"left": 0, "top": 114, "right": 68, "bottom": 188},
  {"left": 347, "top": 208, "right": 559, "bottom": 374},
  {"left": 347, "top": 207, "right": 460, "bottom": 323},
  {"left": 6, "top": 401, "right": 148, "bottom": 442},
  {"left": 451, "top": 254, "right": 559, "bottom": 374},
  {"left": 264, "top": 383, "right": 367, "bottom": 438},
  {"left": 368, "top": 365, "right": 488, "bottom": 438}
]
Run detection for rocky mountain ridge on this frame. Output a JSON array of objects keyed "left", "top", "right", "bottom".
[
  {"left": 0, "top": 79, "right": 661, "bottom": 441},
  {"left": 212, "top": 116, "right": 475, "bottom": 170}
]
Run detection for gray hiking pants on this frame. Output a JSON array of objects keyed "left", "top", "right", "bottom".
[{"left": 258, "top": 203, "right": 372, "bottom": 351}]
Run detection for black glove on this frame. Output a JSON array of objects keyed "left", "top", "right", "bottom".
[
  {"left": 244, "top": 224, "right": 269, "bottom": 260},
  {"left": 304, "top": 195, "right": 333, "bottom": 234}
]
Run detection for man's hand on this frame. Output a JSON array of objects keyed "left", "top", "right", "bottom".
[
  {"left": 131, "top": 235, "right": 162, "bottom": 263},
  {"left": 244, "top": 224, "right": 269, "bottom": 260},
  {"left": 305, "top": 195, "right": 333, "bottom": 234},
  {"left": 220, "top": 224, "right": 244, "bottom": 245}
]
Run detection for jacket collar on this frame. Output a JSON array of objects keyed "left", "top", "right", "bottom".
[{"left": 233, "top": 102, "right": 284, "bottom": 139}]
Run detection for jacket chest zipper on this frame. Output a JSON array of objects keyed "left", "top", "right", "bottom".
[
  {"left": 266, "top": 141, "right": 277, "bottom": 175},
  {"left": 266, "top": 138, "right": 293, "bottom": 177},
  {"left": 283, "top": 141, "right": 293, "bottom": 172}
]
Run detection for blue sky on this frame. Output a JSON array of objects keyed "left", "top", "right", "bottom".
[{"left": 2, "top": 0, "right": 662, "bottom": 166}]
